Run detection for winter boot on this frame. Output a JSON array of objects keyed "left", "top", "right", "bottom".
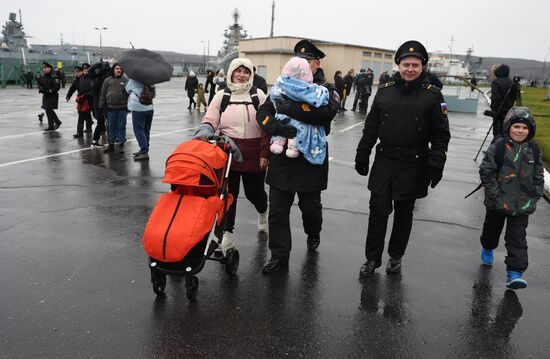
[
  {"left": 506, "top": 271, "right": 527, "bottom": 289},
  {"left": 118, "top": 142, "right": 125, "bottom": 154},
  {"left": 481, "top": 248, "right": 494, "bottom": 266},
  {"left": 220, "top": 231, "right": 236, "bottom": 256},
  {"left": 258, "top": 210, "right": 268, "bottom": 232}
]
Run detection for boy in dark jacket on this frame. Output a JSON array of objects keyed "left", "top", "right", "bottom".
[{"left": 479, "top": 107, "right": 544, "bottom": 289}]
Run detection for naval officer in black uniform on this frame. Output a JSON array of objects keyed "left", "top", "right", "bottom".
[
  {"left": 256, "top": 39, "right": 339, "bottom": 273},
  {"left": 355, "top": 40, "right": 451, "bottom": 277}
]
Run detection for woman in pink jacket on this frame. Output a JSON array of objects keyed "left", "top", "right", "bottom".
[{"left": 199, "top": 58, "right": 269, "bottom": 255}]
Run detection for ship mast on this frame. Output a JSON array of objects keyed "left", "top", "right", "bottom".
[
  {"left": 18, "top": 9, "right": 23, "bottom": 28},
  {"left": 449, "top": 35, "right": 455, "bottom": 59},
  {"left": 270, "top": 1, "right": 275, "bottom": 37}
]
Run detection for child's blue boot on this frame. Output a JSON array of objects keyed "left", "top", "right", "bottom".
[
  {"left": 506, "top": 271, "right": 527, "bottom": 289},
  {"left": 481, "top": 248, "right": 494, "bottom": 266}
]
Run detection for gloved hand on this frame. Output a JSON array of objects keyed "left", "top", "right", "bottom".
[
  {"left": 427, "top": 166, "right": 443, "bottom": 188},
  {"left": 274, "top": 97, "right": 293, "bottom": 116},
  {"left": 355, "top": 161, "right": 369, "bottom": 176},
  {"left": 276, "top": 122, "right": 297, "bottom": 139}
]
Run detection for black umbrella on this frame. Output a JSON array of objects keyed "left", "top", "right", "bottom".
[{"left": 119, "top": 49, "right": 173, "bottom": 85}]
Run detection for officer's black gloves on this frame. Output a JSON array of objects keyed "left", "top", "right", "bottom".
[
  {"left": 262, "top": 115, "right": 297, "bottom": 138},
  {"left": 355, "top": 161, "right": 369, "bottom": 176},
  {"left": 273, "top": 97, "right": 294, "bottom": 117},
  {"left": 427, "top": 166, "right": 443, "bottom": 188}
]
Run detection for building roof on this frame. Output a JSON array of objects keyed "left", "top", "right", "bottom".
[{"left": 240, "top": 35, "right": 395, "bottom": 53}]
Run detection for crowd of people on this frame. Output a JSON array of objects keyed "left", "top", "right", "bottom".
[{"left": 33, "top": 38, "right": 544, "bottom": 289}]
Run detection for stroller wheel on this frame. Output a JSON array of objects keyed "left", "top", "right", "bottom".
[
  {"left": 151, "top": 271, "right": 167, "bottom": 296},
  {"left": 225, "top": 249, "right": 240, "bottom": 275},
  {"left": 186, "top": 276, "right": 199, "bottom": 301}
]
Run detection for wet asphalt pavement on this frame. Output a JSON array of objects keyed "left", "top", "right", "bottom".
[{"left": 1, "top": 79, "right": 549, "bottom": 358}]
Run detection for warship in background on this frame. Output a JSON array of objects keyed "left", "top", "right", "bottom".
[
  {"left": 1, "top": 10, "right": 98, "bottom": 85},
  {"left": 216, "top": 8, "right": 249, "bottom": 72}
]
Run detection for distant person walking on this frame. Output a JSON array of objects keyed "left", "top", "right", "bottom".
[
  {"left": 126, "top": 79, "right": 155, "bottom": 161},
  {"left": 99, "top": 63, "right": 129, "bottom": 153},
  {"left": 56, "top": 67, "right": 66, "bottom": 88},
  {"left": 334, "top": 70, "right": 345, "bottom": 111},
  {"left": 379, "top": 71, "right": 390, "bottom": 85},
  {"left": 205, "top": 69, "right": 216, "bottom": 105},
  {"left": 342, "top": 69, "right": 354, "bottom": 110},
  {"left": 66, "top": 63, "right": 94, "bottom": 138},
  {"left": 37, "top": 62, "right": 62, "bottom": 131},
  {"left": 253, "top": 66, "right": 268, "bottom": 94},
  {"left": 184, "top": 71, "right": 199, "bottom": 109},
  {"left": 352, "top": 68, "right": 368, "bottom": 112},
  {"left": 195, "top": 83, "right": 207, "bottom": 112},
  {"left": 24, "top": 70, "right": 33, "bottom": 89},
  {"left": 214, "top": 69, "right": 227, "bottom": 91},
  {"left": 490, "top": 64, "right": 516, "bottom": 141}
]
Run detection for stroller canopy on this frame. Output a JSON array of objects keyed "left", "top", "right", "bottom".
[{"left": 163, "top": 139, "right": 228, "bottom": 195}]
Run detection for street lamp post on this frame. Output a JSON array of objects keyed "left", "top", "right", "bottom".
[{"left": 94, "top": 27, "right": 108, "bottom": 60}]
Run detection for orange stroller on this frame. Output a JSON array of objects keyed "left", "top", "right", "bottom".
[{"left": 143, "top": 137, "right": 239, "bottom": 300}]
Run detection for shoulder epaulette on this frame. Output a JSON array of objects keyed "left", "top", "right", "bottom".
[
  {"left": 378, "top": 81, "right": 395, "bottom": 89},
  {"left": 422, "top": 83, "right": 441, "bottom": 93}
]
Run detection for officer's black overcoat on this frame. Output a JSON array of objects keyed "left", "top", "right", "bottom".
[
  {"left": 38, "top": 73, "right": 60, "bottom": 110},
  {"left": 356, "top": 72, "right": 450, "bottom": 200}
]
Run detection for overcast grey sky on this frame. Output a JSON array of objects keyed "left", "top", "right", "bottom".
[{"left": 2, "top": 0, "right": 549, "bottom": 61}]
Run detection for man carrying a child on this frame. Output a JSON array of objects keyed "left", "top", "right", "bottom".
[{"left": 256, "top": 40, "right": 340, "bottom": 273}]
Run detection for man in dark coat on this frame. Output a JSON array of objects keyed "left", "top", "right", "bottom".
[
  {"left": 359, "top": 68, "right": 374, "bottom": 113},
  {"left": 24, "top": 70, "right": 34, "bottom": 89},
  {"left": 89, "top": 60, "right": 111, "bottom": 146},
  {"left": 184, "top": 71, "right": 199, "bottom": 109},
  {"left": 37, "top": 62, "right": 62, "bottom": 131},
  {"left": 256, "top": 39, "right": 339, "bottom": 273},
  {"left": 253, "top": 66, "right": 268, "bottom": 94},
  {"left": 352, "top": 68, "right": 368, "bottom": 112},
  {"left": 490, "top": 64, "right": 516, "bottom": 141},
  {"left": 205, "top": 69, "right": 216, "bottom": 105},
  {"left": 379, "top": 71, "right": 391, "bottom": 85},
  {"left": 56, "top": 67, "right": 66, "bottom": 88},
  {"left": 66, "top": 63, "right": 94, "bottom": 137},
  {"left": 355, "top": 40, "right": 450, "bottom": 277},
  {"left": 342, "top": 69, "right": 355, "bottom": 110}
]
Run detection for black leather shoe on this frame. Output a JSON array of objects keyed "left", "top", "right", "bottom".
[
  {"left": 53, "top": 122, "right": 61, "bottom": 130},
  {"left": 44, "top": 127, "right": 54, "bottom": 132},
  {"left": 306, "top": 236, "right": 320, "bottom": 252},
  {"left": 359, "top": 260, "right": 378, "bottom": 278},
  {"left": 386, "top": 257, "right": 402, "bottom": 274},
  {"left": 262, "top": 259, "right": 288, "bottom": 274},
  {"left": 73, "top": 133, "right": 83, "bottom": 138},
  {"left": 84, "top": 128, "right": 92, "bottom": 133},
  {"left": 103, "top": 144, "right": 115, "bottom": 153}
]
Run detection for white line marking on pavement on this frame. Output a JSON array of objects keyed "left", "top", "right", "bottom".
[
  {"left": 0, "top": 126, "right": 197, "bottom": 168},
  {"left": 338, "top": 121, "right": 363, "bottom": 133},
  {"left": 0, "top": 128, "right": 75, "bottom": 140}
]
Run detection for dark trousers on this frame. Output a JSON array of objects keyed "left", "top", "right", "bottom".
[
  {"left": 352, "top": 89, "right": 362, "bottom": 110},
  {"left": 26, "top": 80, "right": 33, "bottom": 89},
  {"left": 480, "top": 209, "right": 529, "bottom": 272},
  {"left": 132, "top": 110, "right": 154, "bottom": 153},
  {"left": 93, "top": 113, "right": 107, "bottom": 142},
  {"left": 187, "top": 95, "right": 196, "bottom": 108},
  {"left": 76, "top": 111, "right": 93, "bottom": 134},
  {"left": 224, "top": 171, "right": 268, "bottom": 232},
  {"left": 45, "top": 109, "right": 61, "bottom": 129},
  {"left": 365, "top": 187, "right": 416, "bottom": 265},
  {"left": 268, "top": 186, "right": 322, "bottom": 260},
  {"left": 208, "top": 89, "right": 216, "bottom": 105}
]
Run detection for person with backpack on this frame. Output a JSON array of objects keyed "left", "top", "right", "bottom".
[
  {"left": 478, "top": 107, "right": 544, "bottom": 289},
  {"left": 99, "top": 63, "right": 129, "bottom": 153},
  {"left": 490, "top": 64, "right": 516, "bottom": 141},
  {"left": 125, "top": 78, "right": 155, "bottom": 160},
  {"left": 194, "top": 58, "right": 268, "bottom": 257}
]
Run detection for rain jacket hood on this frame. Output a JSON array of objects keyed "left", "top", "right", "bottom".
[
  {"left": 227, "top": 58, "right": 254, "bottom": 94},
  {"left": 503, "top": 107, "right": 536, "bottom": 142},
  {"left": 495, "top": 64, "right": 510, "bottom": 78}
]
